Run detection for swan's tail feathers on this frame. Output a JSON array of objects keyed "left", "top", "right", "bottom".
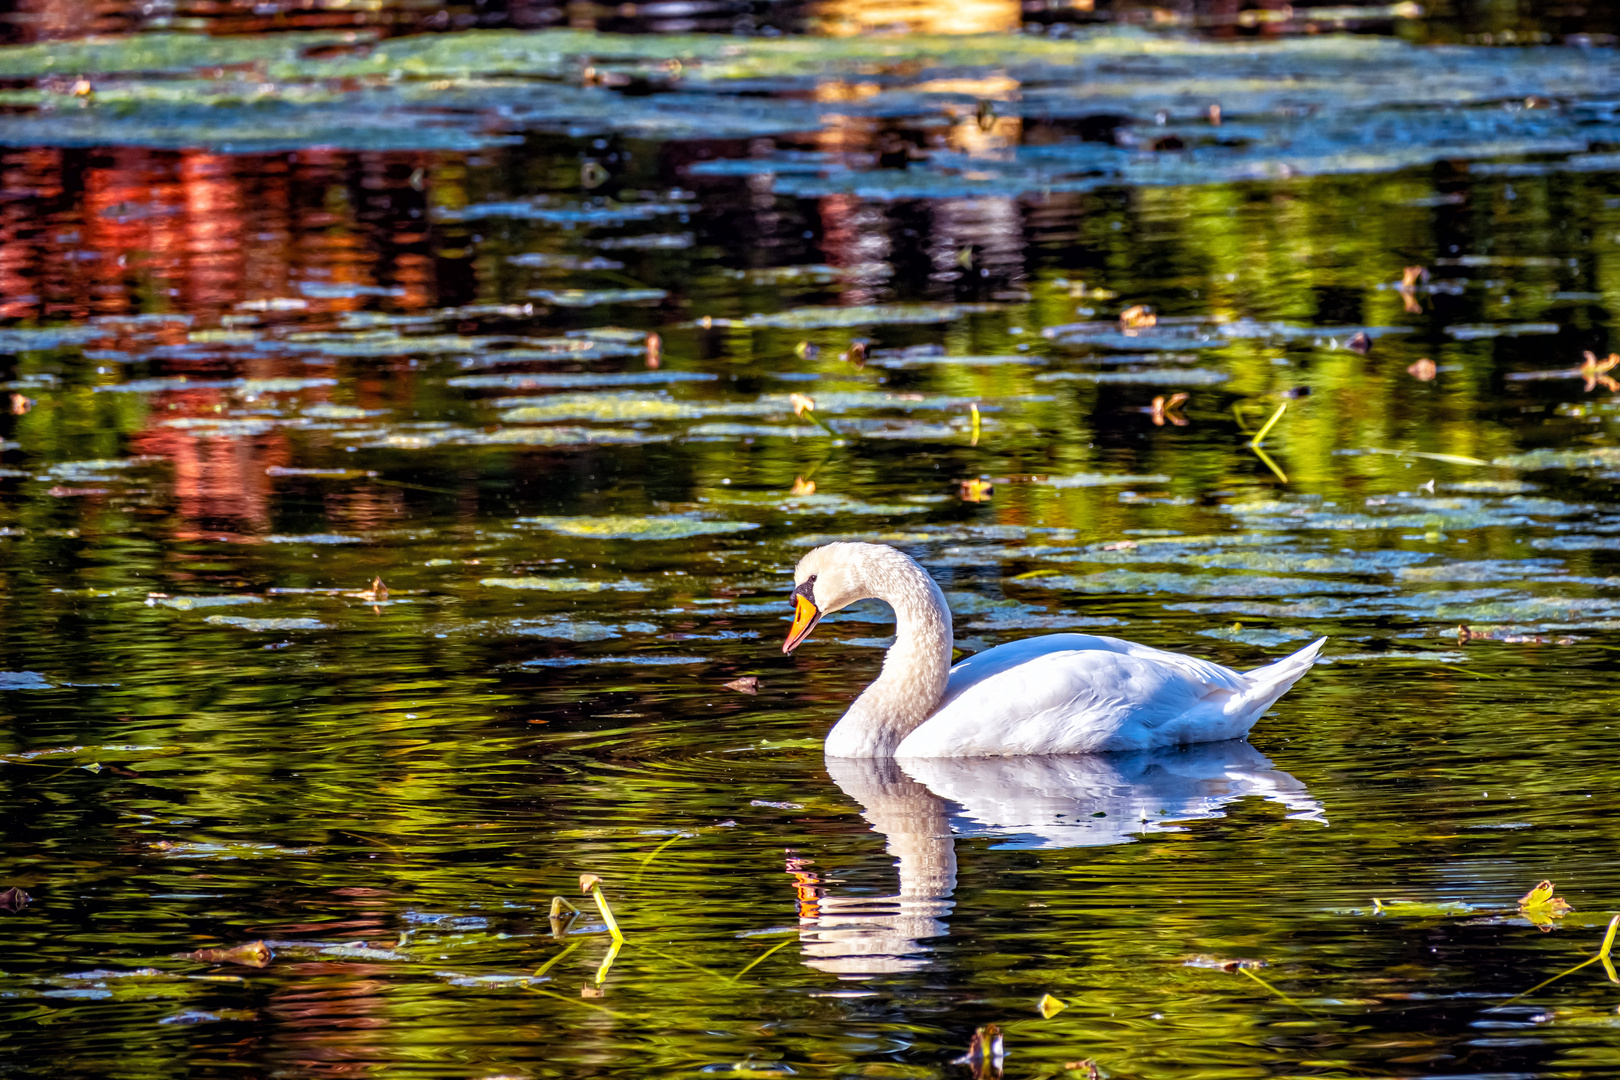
[{"left": 1231, "top": 636, "right": 1327, "bottom": 716}]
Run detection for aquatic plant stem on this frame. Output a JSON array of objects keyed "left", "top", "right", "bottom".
[
  {"left": 582, "top": 876, "right": 626, "bottom": 944},
  {"left": 634, "top": 834, "right": 686, "bottom": 882},
  {"left": 800, "top": 407, "right": 840, "bottom": 438},
  {"left": 534, "top": 940, "right": 582, "bottom": 977},
  {"left": 595, "top": 937, "right": 623, "bottom": 984},
  {"left": 728, "top": 937, "right": 796, "bottom": 983},
  {"left": 1237, "top": 965, "right": 1319, "bottom": 1018},
  {"left": 1496, "top": 914, "right": 1620, "bottom": 1005},
  {"left": 1247, "top": 401, "right": 1289, "bottom": 482}
]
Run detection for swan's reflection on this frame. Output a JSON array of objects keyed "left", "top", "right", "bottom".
[{"left": 796, "top": 741, "right": 1323, "bottom": 975}]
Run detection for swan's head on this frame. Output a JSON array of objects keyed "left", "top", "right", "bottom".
[{"left": 783, "top": 542, "right": 898, "bottom": 654}]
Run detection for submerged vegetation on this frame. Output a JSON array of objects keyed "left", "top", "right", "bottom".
[{"left": 0, "top": 5, "right": 1617, "bottom": 1078}]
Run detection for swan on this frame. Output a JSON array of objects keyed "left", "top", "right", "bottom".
[{"left": 783, "top": 541, "right": 1325, "bottom": 758}]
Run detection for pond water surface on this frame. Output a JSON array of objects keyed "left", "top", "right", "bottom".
[{"left": 1, "top": 16, "right": 1620, "bottom": 1080}]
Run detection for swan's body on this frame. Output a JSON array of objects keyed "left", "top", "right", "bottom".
[{"left": 784, "top": 542, "right": 1324, "bottom": 759}]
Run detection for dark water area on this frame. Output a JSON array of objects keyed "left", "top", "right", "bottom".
[{"left": 1, "top": 11, "right": 1620, "bottom": 1080}]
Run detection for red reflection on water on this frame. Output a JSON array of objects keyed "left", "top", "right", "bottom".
[{"left": 0, "top": 145, "right": 441, "bottom": 529}]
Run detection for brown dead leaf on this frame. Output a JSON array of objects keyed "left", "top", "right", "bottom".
[
  {"left": 1401, "top": 265, "right": 1429, "bottom": 288},
  {"left": 790, "top": 476, "right": 816, "bottom": 496},
  {"left": 1207, "top": 102, "right": 1221, "bottom": 126},
  {"left": 1149, "top": 392, "right": 1190, "bottom": 426},
  {"left": 580, "top": 985, "right": 605, "bottom": 998},
  {"left": 843, "top": 338, "right": 868, "bottom": 367},
  {"left": 1579, "top": 351, "right": 1620, "bottom": 393},
  {"left": 723, "top": 676, "right": 759, "bottom": 695},
  {"left": 579, "top": 873, "right": 603, "bottom": 894},
  {"left": 1184, "top": 954, "right": 1268, "bottom": 970},
  {"left": 1408, "top": 358, "right": 1437, "bottom": 381},
  {"left": 1347, "top": 331, "right": 1373, "bottom": 355},
  {"left": 1118, "top": 304, "right": 1155, "bottom": 330},
  {"left": 645, "top": 332, "right": 660, "bottom": 369},
  {"left": 0, "top": 886, "right": 30, "bottom": 913},
  {"left": 956, "top": 1023, "right": 1004, "bottom": 1080},
  {"left": 183, "top": 941, "right": 273, "bottom": 967},
  {"left": 789, "top": 392, "right": 815, "bottom": 417},
  {"left": 9, "top": 393, "right": 31, "bottom": 415}
]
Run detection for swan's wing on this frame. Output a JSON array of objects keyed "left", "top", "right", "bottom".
[{"left": 899, "top": 635, "right": 1252, "bottom": 757}]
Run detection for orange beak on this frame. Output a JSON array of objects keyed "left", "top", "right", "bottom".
[{"left": 783, "top": 592, "right": 822, "bottom": 654}]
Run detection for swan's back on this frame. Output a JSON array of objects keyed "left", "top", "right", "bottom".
[{"left": 895, "top": 634, "right": 1323, "bottom": 758}]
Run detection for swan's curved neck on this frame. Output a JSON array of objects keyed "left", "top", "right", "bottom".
[{"left": 825, "top": 557, "right": 953, "bottom": 758}]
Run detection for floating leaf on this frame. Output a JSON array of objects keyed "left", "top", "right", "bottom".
[
  {"left": 1518, "top": 879, "right": 1574, "bottom": 926},
  {"left": 955, "top": 1024, "right": 1004, "bottom": 1080},
  {"left": 1038, "top": 992, "right": 1067, "bottom": 1018},
  {"left": 960, "top": 478, "right": 993, "bottom": 503},
  {"left": 1184, "top": 955, "right": 1269, "bottom": 971},
  {"left": 1118, "top": 304, "right": 1156, "bottom": 329},
  {"left": 182, "top": 942, "right": 273, "bottom": 968},
  {"left": 0, "top": 886, "right": 30, "bottom": 913},
  {"left": 724, "top": 676, "right": 760, "bottom": 695}
]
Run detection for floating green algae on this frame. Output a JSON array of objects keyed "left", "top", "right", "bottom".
[
  {"left": 479, "top": 576, "right": 652, "bottom": 591},
  {"left": 529, "top": 288, "right": 668, "bottom": 307},
  {"left": 704, "top": 303, "right": 999, "bottom": 330},
  {"left": 203, "top": 616, "right": 328, "bottom": 631},
  {"left": 497, "top": 394, "right": 773, "bottom": 424},
  {"left": 516, "top": 515, "right": 759, "bottom": 540},
  {"left": 1494, "top": 447, "right": 1620, "bottom": 472},
  {"left": 152, "top": 596, "right": 264, "bottom": 610}
]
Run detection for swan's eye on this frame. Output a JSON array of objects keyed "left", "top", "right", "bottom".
[{"left": 790, "top": 574, "right": 818, "bottom": 606}]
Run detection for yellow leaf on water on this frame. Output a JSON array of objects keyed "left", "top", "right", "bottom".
[
  {"left": 1038, "top": 992, "right": 1067, "bottom": 1018},
  {"left": 1517, "top": 879, "right": 1574, "bottom": 927},
  {"left": 1520, "top": 880, "right": 1556, "bottom": 908},
  {"left": 959, "top": 478, "right": 993, "bottom": 502}
]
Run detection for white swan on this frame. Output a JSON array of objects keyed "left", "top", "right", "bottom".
[{"left": 783, "top": 542, "right": 1325, "bottom": 758}]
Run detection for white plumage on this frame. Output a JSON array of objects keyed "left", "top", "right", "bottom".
[{"left": 784, "top": 542, "right": 1324, "bottom": 759}]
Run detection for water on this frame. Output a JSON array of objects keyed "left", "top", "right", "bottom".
[{"left": 2, "top": 11, "right": 1620, "bottom": 1079}]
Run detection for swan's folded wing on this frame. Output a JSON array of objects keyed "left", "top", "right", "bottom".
[{"left": 904, "top": 636, "right": 1251, "bottom": 757}]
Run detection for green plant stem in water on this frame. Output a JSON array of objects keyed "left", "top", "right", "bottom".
[
  {"left": 1237, "top": 964, "right": 1318, "bottom": 1018},
  {"left": 728, "top": 937, "right": 796, "bottom": 984},
  {"left": 534, "top": 940, "right": 582, "bottom": 978},
  {"left": 634, "top": 834, "right": 686, "bottom": 881},
  {"left": 1496, "top": 913, "right": 1620, "bottom": 1005}
]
